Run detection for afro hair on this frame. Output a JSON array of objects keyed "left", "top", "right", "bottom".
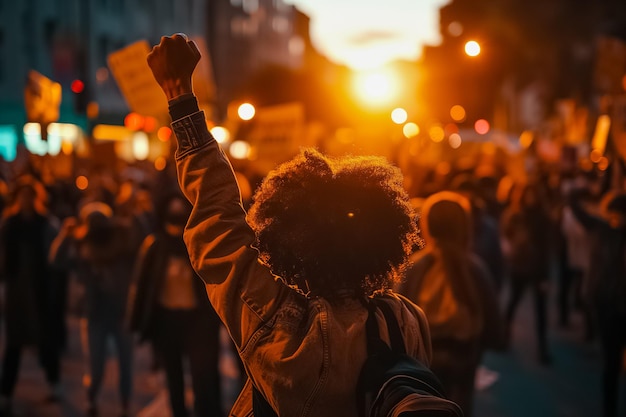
[{"left": 246, "top": 149, "right": 419, "bottom": 299}]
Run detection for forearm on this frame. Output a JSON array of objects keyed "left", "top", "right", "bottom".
[
  {"left": 169, "top": 94, "right": 256, "bottom": 266},
  {"left": 169, "top": 96, "right": 285, "bottom": 348}
]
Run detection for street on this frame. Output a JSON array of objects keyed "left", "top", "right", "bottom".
[{"left": 0, "top": 278, "right": 617, "bottom": 417}]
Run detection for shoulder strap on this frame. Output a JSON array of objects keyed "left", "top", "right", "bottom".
[
  {"left": 375, "top": 299, "right": 406, "bottom": 355},
  {"left": 253, "top": 385, "right": 278, "bottom": 417},
  {"left": 366, "top": 298, "right": 406, "bottom": 355}
]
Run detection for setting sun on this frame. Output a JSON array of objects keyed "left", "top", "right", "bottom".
[{"left": 352, "top": 68, "right": 399, "bottom": 108}]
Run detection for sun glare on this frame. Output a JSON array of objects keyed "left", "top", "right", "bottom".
[{"left": 352, "top": 68, "right": 399, "bottom": 108}]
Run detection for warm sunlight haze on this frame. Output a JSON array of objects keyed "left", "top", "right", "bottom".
[
  {"left": 352, "top": 68, "right": 400, "bottom": 108},
  {"left": 284, "top": 0, "right": 451, "bottom": 69}
]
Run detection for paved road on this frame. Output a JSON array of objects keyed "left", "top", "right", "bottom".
[{"left": 0, "top": 279, "right": 619, "bottom": 417}]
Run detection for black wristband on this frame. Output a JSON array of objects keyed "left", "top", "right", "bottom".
[{"left": 168, "top": 94, "right": 200, "bottom": 121}]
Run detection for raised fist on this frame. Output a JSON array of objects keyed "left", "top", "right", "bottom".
[{"left": 147, "top": 33, "right": 201, "bottom": 100}]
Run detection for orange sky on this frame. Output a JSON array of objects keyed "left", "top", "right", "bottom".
[{"left": 285, "top": 0, "right": 450, "bottom": 69}]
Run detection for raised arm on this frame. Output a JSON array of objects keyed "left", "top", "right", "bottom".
[{"left": 146, "top": 34, "right": 286, "bottom": 348}]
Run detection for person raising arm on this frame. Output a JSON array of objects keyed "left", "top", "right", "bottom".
[{"left": 146, "top": 33, "right": 432, "bottom": 417}]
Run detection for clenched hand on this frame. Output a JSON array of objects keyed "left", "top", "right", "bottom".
[{"left": 147, "top": 33, "right": 201, "bottom": 101}]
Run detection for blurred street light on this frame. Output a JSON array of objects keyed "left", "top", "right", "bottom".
[
  {"left": 429, "top": 125, "right": 445, "bottom": 142},
  {"left": 238, "top": 103, "right": 256, "bottom": 121},
  {"left": 449, "top": 133, "right": 462, "bottom": 149},
  {"left": 391, "top": 108, "right": 408, "bottom": 124},
  {"left": 403, "top": 122, "right": 419, "bottom": 138},
  {"left": 450, "top": 105, "right": 466, "bottom": 122},
  {"left": 464, "top": 40, "right": 481, "bottom": 57},
  {"left": 230, "top": 140, "right": 251, "bottom": 159},
  {"left": 210, "top": 126, "right": 230, "bottom": 143},
  {"left": 474, "top": 119, "right": 490, "bottom": 134}
]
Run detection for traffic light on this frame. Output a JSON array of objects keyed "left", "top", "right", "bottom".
[
  {"left": 72, "top": 48, "right": 90, "bottom": 115},
  {"left": 72, "top": 78, "right": 89, "bottom": 114}
]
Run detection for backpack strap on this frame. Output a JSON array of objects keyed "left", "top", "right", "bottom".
[
  {"left": 375, "top": 299, "right": 407, "bottom": 355},
  {"left": 365, "top": 298, "right": 406, "bottom": 355},
  {"left": 252, "top": 385, "right": 278, "bottom": 417}
]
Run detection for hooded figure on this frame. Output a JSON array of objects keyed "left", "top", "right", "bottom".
[
  {"left": 0, "top": 177, "right": 62, "bottom": 412},
  {"left": 398, "top": 191, "right": 505, "bottom": 417},
  {"left": 50, "top": 201, "right": 135, "bottom": 417}
]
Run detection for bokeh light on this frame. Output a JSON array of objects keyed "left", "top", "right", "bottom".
[
  {"left": 157, "top": 126, "right": 172, "bottom": 142},
  {"left": 96, "top": 68, "right": 109, "bottom": 83},
  {"left": 132, "top": 131, "right": 150, "bottom": 160},
  {"left": 154, "top": 156, "right": 167, "bottom": 171},
  {"left": 444, "top": 123, "right": 459, "bottom": 136},
  {"left": 447, "top": 22, "right": 463, "bottom": 37},
  {"left": 448, "top": 133, "right": 462, "bottom": 149},
  {"left": 464, "top": 40, "right": 481, "bottom": 57},
  {"left": 210, "top": 126, "right": 230, "bottom": 143},
  {"left": 124, "top": 112, "right": 144, "bottom": 131},
  {"left": 61, "top": 140, "right": 73, "bottom": 155},
  {"left": 391, "top": 108, "right": 408, "bottom": 124},
  {"left": 75, "top": 175, "right": 89, "bottom": 190},
  {"left": 143, "top": 117, "right": 157, "bottom": 132},
  {"left": 474, "top": 119, "right": 490, "bottom": 135},
  {"left": 71, "top": 79, "right": 84, "bottom": 94},
  {"left": 238, "top": 103, "right": 256, "bottom": 121},
  {"left": 519, "top": 131, "right": 534, "bottom": 148},
  {"left": 429, "top": 125, "right": 445, "bottom": 142},
  {"left": 450, "top": 105, "right": 466, "bottom": 122},
  {"left": 403, "top": 122, "right": 420, "bottom": 138},
  {"left": 229, "top": 140, "right": 251, "bottom": 159}
]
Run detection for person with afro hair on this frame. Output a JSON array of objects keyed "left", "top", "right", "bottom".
[{"left": 146, "top": 34, "right": 432, "bottom": 417}]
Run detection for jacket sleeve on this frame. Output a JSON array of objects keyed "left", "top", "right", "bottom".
[{"left": 171, "top": 107, "right": 289, "bottom": 350}]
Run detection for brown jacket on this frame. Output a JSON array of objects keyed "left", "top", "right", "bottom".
[{"left": 171, "top": 107, "right": 432, "bottom": 417}]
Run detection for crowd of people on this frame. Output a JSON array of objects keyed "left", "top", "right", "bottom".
[{"left": 0, "top": 34, "right": 623, "bottom": 417}]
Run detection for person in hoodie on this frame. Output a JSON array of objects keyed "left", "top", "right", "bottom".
[
  {"left": 129, "top": 191, "right": 223, "bottom": 417},
  {"left": 49, "top": 202, "right": 135, "bottom": 417},
  {"left": 0, "top": 176, "right": 62, "bottom": 414},
  {"left": 398, "top": 191, "right": 505, "bottom": 417}
]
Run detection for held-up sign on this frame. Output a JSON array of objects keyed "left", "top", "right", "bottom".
[
  {"left": 243, "top": 102, "right": 305, "bottom": 175},
  {"left": 24, "top": 70, "right": 62, "bottom": 124},
  {"left": 107, "top": 40, "right": 167, "bottom": 118}
]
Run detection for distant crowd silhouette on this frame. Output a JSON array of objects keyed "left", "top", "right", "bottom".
[{"left": 0, "top": 33, "right": 623, "bottom": 417}]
